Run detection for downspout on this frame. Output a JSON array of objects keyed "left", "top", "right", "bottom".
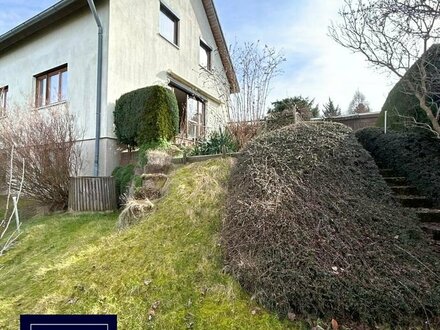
[{"left": 87, "top": 0, "right": 103, "bottom": 176}]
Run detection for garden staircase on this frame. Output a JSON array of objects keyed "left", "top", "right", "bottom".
[{"left": 379, "top": 168, "right": 440, "bottom": 244}]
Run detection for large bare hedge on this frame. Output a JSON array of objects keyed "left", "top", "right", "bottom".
[{"left": 222, "top": 122, "right": 440, "bottom": 326}]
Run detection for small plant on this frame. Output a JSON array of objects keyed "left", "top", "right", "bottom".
[
  {"left": 112, "top": 164, "right": 135, "bottom": 202},
  {"left": 190, "top": 129, "right": 239, "bottom": 156}
]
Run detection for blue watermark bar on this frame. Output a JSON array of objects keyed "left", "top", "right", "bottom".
[{"left": 20, "top": 315, "right": 117, "bottom": 330}]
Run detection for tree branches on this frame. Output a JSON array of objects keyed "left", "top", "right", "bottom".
[{"left": 329, "top": 0, "right": 440, "bottom": 134}]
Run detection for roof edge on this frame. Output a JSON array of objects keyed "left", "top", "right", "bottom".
[
  {"left": 0, "top": 0, "right": 86, "bottom": 52},
  {"left": 201, "top": 0, "right": 239, "bottom": 93}
]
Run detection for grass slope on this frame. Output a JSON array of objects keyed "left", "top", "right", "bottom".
[{"left": 0, "top": 159, "right": 294, "bottom": 329}]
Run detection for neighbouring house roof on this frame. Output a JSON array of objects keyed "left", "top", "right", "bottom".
[{"left": 0, "top": 0, "right": 239, "bottom": 93}]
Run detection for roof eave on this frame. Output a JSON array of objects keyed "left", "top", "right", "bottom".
[{"left": 201, "top": 0, "right": 240, "bottom": 94}]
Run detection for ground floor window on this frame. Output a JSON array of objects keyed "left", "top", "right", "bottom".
[
  {"left": 0, "top": 86, "right": 8, "bottom": 117},
  {"left": 171, "top": 84, "right": 206, "bottom": 141},
  {"left": 35, "top": 64, "right": 68, "bottom": 108}
]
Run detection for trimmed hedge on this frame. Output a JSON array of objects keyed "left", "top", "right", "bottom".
[
  {"left": 114, "top": 85, "right": 179, "bottom": 147},
  {"left": 378, "top": 44, "right": 440, "bottom": 130},
  {"left": 223, "top": 122, "right": 440, "bottom": 326},
  {"left": 356, "top": 127, "right": 440, "bottom": 207}
]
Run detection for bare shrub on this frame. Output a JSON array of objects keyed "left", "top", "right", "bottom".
[
  {"left": 117, "top": 199, "right": 154, "bottom": 230},
  {"left": 0, "top": 107, "right": 82, "bottom": 210},
  {"left": 223, "top": 122, "right": 440, "bottom": 326},
  {"left": 200, "top": 41, "right": 285, "bottom": 148},
  {"left": 226, "top": 122, "right": 262, "bottom": 149}
]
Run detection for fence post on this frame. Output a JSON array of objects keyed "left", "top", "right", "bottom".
[{"left": 384, "top": 111, "right": 388, "bottom": 134}]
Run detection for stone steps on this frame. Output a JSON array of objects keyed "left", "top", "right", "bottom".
[
  {"left": 379, "top": 169, "right": 395, "bottom": 176},
  {"left": 412, "top": 208, "right": 440, "bottom": 223},
  {"left": 394, "top": 195, "right": 432, "bottom": 208},
  {"left": 384, "top": 177, "right": 407, "bottom": 185},
  {"left": 378, "top": 167, "right": 439, "bottom": 242},
  {"left": 390, "top": 185, "right": 418, "bottom": 195},
  {"left": 421, "top": 223, "right": 440, "bottom": 241}
]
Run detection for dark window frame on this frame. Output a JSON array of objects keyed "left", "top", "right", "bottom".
[
  {"left": 0, "top": 85, "right": 8, "bottom": 117},
  {"left": 35, "top": 64, "right": 68, "bottom": 108},
  {"left": 199, "top": 40, "right": 212, "bottom": 70},
  {"left": 159, "top": 3, "right": 179, "bottom": 46}
]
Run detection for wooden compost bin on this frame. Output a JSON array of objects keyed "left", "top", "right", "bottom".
[{"left": 68, "top": 176, "right": 117, "bottom": 212}]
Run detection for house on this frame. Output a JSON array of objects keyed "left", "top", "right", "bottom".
[{"left": 0, "top": 0, "right": 238, "bottom": 176}]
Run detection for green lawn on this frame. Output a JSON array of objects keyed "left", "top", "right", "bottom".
[{"left": 0, "top": 159, "right": 299, "bottom": 329}]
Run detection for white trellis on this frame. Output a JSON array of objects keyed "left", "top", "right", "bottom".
[{"left": 0, "top": 146, "right": 25, "bottom": 256}]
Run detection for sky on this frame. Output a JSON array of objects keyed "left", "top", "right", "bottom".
[{"left": 0, "top": 0, "right": 398, "bottom": 114}]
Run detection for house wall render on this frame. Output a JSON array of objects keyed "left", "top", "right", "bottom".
[{"left": 0, "top": 0, "right": 231, "bottom": 176}]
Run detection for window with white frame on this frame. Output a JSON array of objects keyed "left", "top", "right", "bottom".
[
  {"left": 186, "top": 97, "right": 206, "bottom": 139},
  {"left": 159, "top": 3, "right": 179, "bottom": 45},
  {"left": 0, "top": 86, "right": 8, "bottom": 117},
  {"left": 35, "top": 64, "right": 68, "bottom": 108}
]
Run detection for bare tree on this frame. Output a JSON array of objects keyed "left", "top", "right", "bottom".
[
  {"left": 348, "top": 89, "right": 370, "bottom": 114},
  {"left": 329, "top": 0, "right": 440, "bottom": 134},
  {"left": 229, "top": 41, "right": 286, "bottom": 122},
  {"left": 0, "top": 106, "right": 82, "bottom": 210},
  {"left": 199, "top": 40, "right": 285, "bottom": 147}
]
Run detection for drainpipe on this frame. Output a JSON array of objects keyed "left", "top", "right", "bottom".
[{"left": 87, "top": 0, "right": 103, "bottom": 176}]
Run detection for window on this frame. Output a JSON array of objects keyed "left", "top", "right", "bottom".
[
  {"left": 159, "top": 3, "right": 179, "bottom": 45},
  {"left": 0, "top": 86, "right": 7, "bottom": 117},
  {"left": 186, "top": 97, "right": 206, "bottom": 140},
  {"left": 171, "top": 85, "right": 206, "bottom": 141},
  {"left": 200, "top": 41, "right": 212, "bottom": 70},
  {"left": 35, "top": 65, "right": 68, "bottom": 108}
]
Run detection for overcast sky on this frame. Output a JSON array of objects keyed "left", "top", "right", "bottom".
[{"left": 0, "top": 0, "right": 397, "bottom": 114}]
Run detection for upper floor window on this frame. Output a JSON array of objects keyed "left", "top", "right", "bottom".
[
  {"left": 160, "top": 3, "right": 179, "bottom": 46},
  {"left": 35, "top": 64, "right": 68, "bottom": 108},
  {"left": 200, "top": 40, "right": 212, "bottom": 70},
  {"left": 0, "top": 86, "right": 8, "bottom": 117}
]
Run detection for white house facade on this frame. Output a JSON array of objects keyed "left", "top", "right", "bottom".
[{"left": 0, "top": 0, "right": 237, "bottom": 176}]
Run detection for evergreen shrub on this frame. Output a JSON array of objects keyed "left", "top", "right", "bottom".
[
  {"left": 114, "top": 85, "right": 179, "bottom": 147},
  {"left": 223, "top": 122, "right": 440, "bottom": 326},
  {"left": 356, "top": 127, "right": 440, "bottom": 207}
]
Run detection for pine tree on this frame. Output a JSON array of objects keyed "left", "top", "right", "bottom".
[
  {"left": 322, "top": 98, "right": 341, "bottom": 118},
  {"left": 269, "top": 96, "right": 320, "bottom": 119}
]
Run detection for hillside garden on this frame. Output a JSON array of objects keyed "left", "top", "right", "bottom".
[{"left": 1, "top": 75, "right": 440, "bottom": 329}]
